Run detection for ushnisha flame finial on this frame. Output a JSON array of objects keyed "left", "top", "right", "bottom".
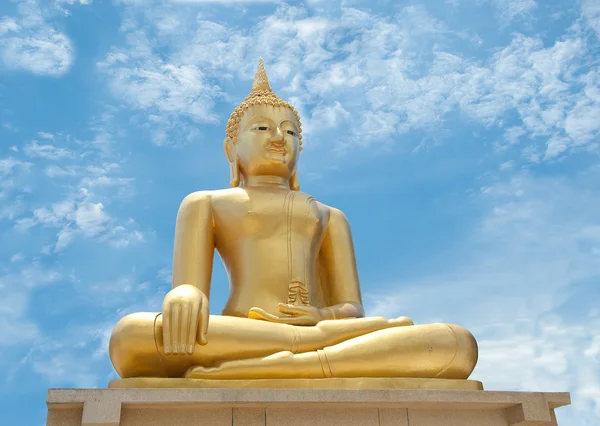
[
  {"left": 251, "top": 58, "right": 272, "bottom": 92},
  {"left": 225, "top": 59, "right": 302, "bottom": 148}
]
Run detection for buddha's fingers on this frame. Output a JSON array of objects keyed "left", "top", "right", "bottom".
[
  {"left": 247, "top": 307, "right": 275, "bottom": 321},
  {"left": 162, "top": 308, "right": 172, "bottom": 354},
  {"left": 179, "top": 302, "right": 191, "bottom": 354},
  {"left": 278, "top": 304, "right": 310, "bottom": 315},
  {"left": 198, "top": 292, "right": 209, "bottom": 346},
  {"left": 172, "top": 303, "right": 182, "bottom": 354},
  {"left": 249, "top": 307, "right": 318, "bottom": 325}
]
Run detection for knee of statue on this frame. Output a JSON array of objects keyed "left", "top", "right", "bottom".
[
  {"left": 439, "top": 324, "right": 479, "bottom": 379},
  {"left": 109, "top": 312, "right": 165, "bottom": 378}
]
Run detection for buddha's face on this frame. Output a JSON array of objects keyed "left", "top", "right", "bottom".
[{"left": 232, "top": 104, "right": 300, "bottom": 180}]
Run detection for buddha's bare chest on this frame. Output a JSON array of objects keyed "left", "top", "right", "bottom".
[
  {"left": 215, "top": 190, "right": 329, "bottom": 313},
  {"left": 214, "top": 191, "right": 327, "bottom": 242}
]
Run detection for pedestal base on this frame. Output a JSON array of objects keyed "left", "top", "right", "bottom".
[
  {"left": 109, "top": 377, "right": 484, "bottom": 390},
  {"left": 46, "top": 386, "right": 570, "bottom": 426}
]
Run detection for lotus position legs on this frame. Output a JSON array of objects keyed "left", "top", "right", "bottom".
[{"left": 109, "top": 314, "right": 477, "bottom": 380}]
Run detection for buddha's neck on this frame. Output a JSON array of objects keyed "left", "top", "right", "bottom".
[{"left": 243, "top": 175, "right": 290, "bottom": 190}]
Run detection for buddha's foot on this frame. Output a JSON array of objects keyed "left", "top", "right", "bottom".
[
  {"left": 185, "top": 350, "right": 321, "bottom": 380},
  {"left": 297, "top": 316, "right": 413, "bottom": 353},
  {"left": 390, "top": 316, "right": 414, "bottom": 326}
]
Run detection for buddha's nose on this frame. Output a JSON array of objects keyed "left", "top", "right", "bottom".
[{"left": 270, "top": 127, "right": 284, "bottom": 144}]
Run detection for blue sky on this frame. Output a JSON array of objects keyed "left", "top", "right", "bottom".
[{"left": 1, "top": 0, "right": 599, "bottom": 424}]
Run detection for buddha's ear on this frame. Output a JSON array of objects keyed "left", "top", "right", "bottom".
[
  {"left": 224, "top": 137, "right": 235, "bottom": 162},
  {"left": 224, "top": 138, "right": 241, "bottom": 187},
  {"left": 289, "top": 170, "right": 300, "bottom": 191}
]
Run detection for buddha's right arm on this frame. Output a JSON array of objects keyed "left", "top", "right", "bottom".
[{"left": 171, "top": 191, "right": 215, "bottom": 297}]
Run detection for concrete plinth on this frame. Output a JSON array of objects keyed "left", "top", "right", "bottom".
[{"left": 46, "top": 388, "right": 570, "bottom": 426}]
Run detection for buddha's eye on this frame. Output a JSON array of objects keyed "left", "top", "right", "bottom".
[
  {"left": 286, "top": 130, "right": 297, "bottom": 136},
  {"left": 252, "top": 126, "right": 270, "bottom": 131}
]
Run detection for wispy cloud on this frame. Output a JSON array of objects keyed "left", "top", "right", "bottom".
[
  {"left": 0, "top": 0, "right": 78, "bottom": 76},
  {"left": 96, "top": 2, "right": 599, "bottom": 162},
  {"left": 0, "top": 263, "right": 62, "bottom": 348},
  {"left": 23, "top": 140, "right": 74, "bottom": 160},
  {"left": 169, "top": 0, "right": 280, "bottom": 3},
  {"left": 0, "top": 157, "right": 32, "bottom": 220},
  {"left": 581, "top": 0, "right": 600, "bottom": 37},
  {"left": 15, "top": 187, "right": 143, "bottom": 251},
  {"left": 6, "top": 122, "right": 143, "bottom": 252},
  {"left": 491, "top": 0, "right": 537, "bottom": 23}
]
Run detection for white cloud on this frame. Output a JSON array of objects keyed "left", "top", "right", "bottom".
[
  {"left": 32, "top": 353, "right": 99, "bottom": 388},
  {"left": 0, "top": 157, "right": 31, "bottom": 175},
  {"left": 55, "top": 0, "right": 92, "bottom": 4},
  {"left": 0, "top": 30, "right": 72, "bottom": 75},
  {"left": 23, "top": 140, "right": 74, "bottom": 160},
  {"left": 491, "top": 0, "right": 537, "bottom": 23},
  {"left": 297, "top": 12, "right": 597, "bottom": 160},
  {"left": 450, "top": 0, "right": 536, "bottom": 22},
  {"left": 310, "top": 101, "right": 350, "bottom": 130},
  {"left": 0, "top": 0, "right": 74, "bottom": 76},
  {"left": 0, "top": 18, "right": 20, "bottom": 35},
  {"left": 98, "top": 25, "right": 222, "bottom": 145},
  {"left": 156, "top": 266, "right": 172, "bottom": 284},
  {"left": 15, "top": 189, "right": 143, "bottom": 251},
  {"left": 101, "top": 62, "right": 219, "bottom": 123},
  {"left": 0, "top": 157, "right": 32, "bottom": 220},
  {"left": 37, "top": 132, "right": 54, "bottom": 140},
  {"left": 72, "top": 201, "right": 110, "bottom": 237},
  {"left": 0, "top": 263, "right": 62, "bottom": 347},
  {"left": 44, "top": 165, "right": 77, "bottom": 178},
  {"left": 100, "top": 2, "right": 598, "bottom": 160},
  {"left": 8, "top": 132, "right": 142, "bottom": 251},
  {"left": 170, "top": 0, "right": 279, "bottom": 2},
  {"left": 582, "top": 0, "right": 600, "bottom": 37}
]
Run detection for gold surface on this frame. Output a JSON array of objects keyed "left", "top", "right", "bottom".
[
  {"left": 109, "top": 377, "right": 484, "bottom": 391},
  {"left": 108, "top": 60, "right": 480, "bottom": 385}
]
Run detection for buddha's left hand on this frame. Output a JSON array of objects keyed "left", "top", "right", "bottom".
[{"left": 248, "top": 304, "right": 326, "bottom": 326}]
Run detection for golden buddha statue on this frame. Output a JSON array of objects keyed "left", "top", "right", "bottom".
[{"left": 108, "top": 60, "right": 479, "bottom": 386}]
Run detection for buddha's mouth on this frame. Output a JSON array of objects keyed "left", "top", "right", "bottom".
[
  {"left": 263, "top": 150, "right": 287, "bottom": 164},
  {"left": 265, "top": 147, "right": 287, "bottom": 155}
]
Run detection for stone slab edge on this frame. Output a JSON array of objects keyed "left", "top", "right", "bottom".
[{"left": 47, "top": 388, "right": 571, "bottom": 426}]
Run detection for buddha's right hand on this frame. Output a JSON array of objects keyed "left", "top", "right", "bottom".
[{"left": 162, "top": 284, "right": 209, "bottom": 355}]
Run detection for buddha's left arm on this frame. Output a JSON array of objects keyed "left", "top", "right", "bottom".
[{"left": 319, "top": 207, "right": 365, "bottom": 320}]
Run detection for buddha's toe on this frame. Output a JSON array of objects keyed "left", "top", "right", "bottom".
[
  {"left": 435, "top": 324, "right": 478, "bottom": 380},
  {"left": 185, "top": 365, "right": 216, "bottom": 378},
  {"left": 109, "top": 312, "right": 167, "bottom": 378}
]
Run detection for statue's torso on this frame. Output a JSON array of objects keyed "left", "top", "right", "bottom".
[{"left": 210, "top": 187, "right": 330, "bottom": 317}]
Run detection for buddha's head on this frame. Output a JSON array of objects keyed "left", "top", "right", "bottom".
[{"left": 224, "top": 59, "right": 302, "bottom": 190}]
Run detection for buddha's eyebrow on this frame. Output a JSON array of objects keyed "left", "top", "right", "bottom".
[
  {"left": 248, "top": 115, "right": 271, "bottom": 123},
  {"left": 280, "top": 119, "right": 298, "bottom": 128},
  {"left": 243, "top": 116, "right": 272, "bottom": 130}
]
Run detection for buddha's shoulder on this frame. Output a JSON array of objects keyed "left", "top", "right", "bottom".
[
  {"left": 308, "top": 197, "right": 349, "bottom": 222},
  {"left": 179, "top": 188, "right": 246, "bottom": 207}
]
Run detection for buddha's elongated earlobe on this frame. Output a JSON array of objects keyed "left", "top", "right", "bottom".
[
  {"left": 289, "top": 170, "right": 300, "bottom": 191},
  {"left": 224, "top": 137, "right": 240, "bottom": 187},
  {"left": 229, "top": 158, "right": 241, "bottom": 187}
]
